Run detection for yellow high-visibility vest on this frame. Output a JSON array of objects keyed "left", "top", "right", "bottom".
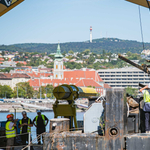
[
  {"left": 35, "top": 114, "right": 46, "bottom": 125},
  {"left": 144, "top": 90, "right": 150, "bottom": 103},
  {"left": 5, "top": 121, "right": 16, "bottom": 138},
  {"left": 19, "top": 118, "right": 31, "bottom": 133}
]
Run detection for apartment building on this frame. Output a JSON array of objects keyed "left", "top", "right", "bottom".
[{"left": 97, "top": 67, "right": 150, "bottom": 88}]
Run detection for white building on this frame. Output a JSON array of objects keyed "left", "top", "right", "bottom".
[
  {"left": 0, "top": 73, "right": 30, "bottom": 89},
  {"left": 97, "top": 67, "right": 149, "bottom": 88}
]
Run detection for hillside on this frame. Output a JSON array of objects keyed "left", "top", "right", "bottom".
[{"left": 0, "top": 38, "right": 150, "bottom": 54}]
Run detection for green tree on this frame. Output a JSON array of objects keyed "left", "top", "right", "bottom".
[
  {"left": 126, "top": 86, "right": 138, "bottom": 98},
  {"left": 2, "top": 51, "right": 5, "bottom": 56},
  {"left": 62, "top": 51, "right": 66, "bottom": 56},
  {"left": 83, "top": 49, "right": 90, "bottom": 55},
  {"left": 37, "top": 84, "right": 54, "bottom": 99},
  {"left": 13, "top": 82, "right": 34, "bottom": 98},
  {"left": 0, "top": 85, "right": 13, "bottom": 98},
  {"left": 46, "top": 84, "right": 54, "bottom": 98},
  {"left": 16, "top": 63, "right": 24, "bottom": 67},
  {"left": 0, "top": 67, "right": 14, "bottom": 73},
  {"left": 102, "top": 49, "right": 106, "bottom": 56},
  {"left": 87, "top": 56, "right": 95, "bottom": 64},
  {"left": 48, "top": 54, "right": 55, "bottom": 60},
  {"left": 68, "top": 50, "right": 74, "bottom": 54},
  {"left": 127, "top": 51, "right": 132, "bottom": 57}
]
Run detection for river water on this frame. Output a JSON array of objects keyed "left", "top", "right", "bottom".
[{"left": 0, "top": 111, "right": 84, "bottom": 143}]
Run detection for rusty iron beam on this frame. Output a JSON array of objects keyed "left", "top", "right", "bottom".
[{"left": 118, "top": 54, "right": 150, "bottom": 74}]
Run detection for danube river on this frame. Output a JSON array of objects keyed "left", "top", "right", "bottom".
[{"left": 0, "top": 111, "right": 84, "bottom": 142}]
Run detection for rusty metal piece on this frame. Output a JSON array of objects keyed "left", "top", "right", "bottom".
[
  {"left": 43, "top": 132, "right": 105, "bottom": 150},
  {"left": 105, "top": 88, "right": 127, "bottom": 150},
  {"left": 118, "top": 54, "right": 150, "bottom": 74},
  {"left": 50, "top": 118, "right": 69, "bottom": 133},
  {"left": 110, "top": 128, "right": 118, "bottom": 136},
  {"left": 126, "top": 133, "right": 150, "bottom": 150}
]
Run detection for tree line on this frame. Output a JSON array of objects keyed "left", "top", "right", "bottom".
[
  {"left": 0, "top": 82, "right": 54, "bottom": 99},
  {"left": 0, "top": 38, "right": 149, "bottom": 54}
]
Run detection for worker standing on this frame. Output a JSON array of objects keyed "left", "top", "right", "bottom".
[
  {"left": 18, "top": 111, "right": 34, "bottom": 150},
  {"left": 140, "top": 84, "right": 150, "bottom": 133},
  {"left": 33, "top": 110, "right": 49, "bottom": 145},
  {"left": 5, "top": 114, "right": 17, "bottom": 150}
]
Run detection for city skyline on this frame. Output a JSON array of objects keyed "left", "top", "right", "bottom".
[{"left": 0, "top": 0, "right": 150, "bottom": 45}]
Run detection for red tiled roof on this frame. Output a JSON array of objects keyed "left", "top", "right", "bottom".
[
  {"left": 15, "top": 61, "right": 27, "bottom": 65},
  {"left": 29, "top": 78, "right": 102, "bottom": 88},
  {"left": 0, "top": 58, "right": 4, "bottom": 61},
  {"left": 29, "top": 79, "right": 40, "bottom": 87},
  {"left": 3, "top": 73, "right": 30, "bottom": 78},
  {"left": 104, "top": 83, "right": 111, "bottom": 89},
  {"left": 64, "top": 70, "right": 103, "bottom": 82},
  {"left": 75, "top": 79, "right": 102, "bottom": 88},
  {"left": 27, "top": 72, "right": 53, "bottom": 78}
]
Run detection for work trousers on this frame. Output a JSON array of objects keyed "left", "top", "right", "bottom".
[
  {"left": 36, "top": 127, "right": 45, "bottom": 144},
  {"left": 21, "top": 133, "right": 34, "bottom": 150},
  {"left": 145, "top": 112, "right": 150, "bottom": 131}
]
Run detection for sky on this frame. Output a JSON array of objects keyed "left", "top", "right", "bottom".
[{"left": 0, "top": 0, "right": 150, "bottom": 45}]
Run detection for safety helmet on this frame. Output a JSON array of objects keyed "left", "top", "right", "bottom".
[
  {"left": 10, "top": 113, "right": 14, "bottom": 117},
  {"left": 37, "top": 110, "right": 41, "bottom": 113},
  {"left": 22, "top": 111, "right": 27, "bottom": 115},
  {"left": 7, "top": 114, "right": 13, "bottom": 119}
]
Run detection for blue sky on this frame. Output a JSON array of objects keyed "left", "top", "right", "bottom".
[{"left": 0, "top": 0, "right": 150, "bottom": 45}]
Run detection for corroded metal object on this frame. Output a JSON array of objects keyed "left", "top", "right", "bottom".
[
  {"left": 44, "top": 89, "right": 128, "bottom": 150},
  {"left": 118, "top": 54, "right": 150, "bottom": 74},
  {"left": 105, "top": 88, "right": 127, "bottom": 150},
  {"left": 50, "top": 118, "right": 69, "bottom": 133}
]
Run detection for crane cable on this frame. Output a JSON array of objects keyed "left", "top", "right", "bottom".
[
  {"left": 138, "top": 6, "right": 145, "bottom": 50},
  {"left": 145, "top": 0, "right": 150, "bottom": 82}
]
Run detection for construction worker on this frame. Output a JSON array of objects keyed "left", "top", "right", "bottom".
[
  {"left": 18, "top": 111, "right": 34, "bottom": 150},
  {"left": 33, "top": 110, "right": 49, "bottom": 145},
  {"left": 5, "top": 114, "right": 17, "bottom": 150},
  {"left": 140, "top": 84, "right": 150, "bottom": 133}
]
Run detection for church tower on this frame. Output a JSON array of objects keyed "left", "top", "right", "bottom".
[{"left": 53, "top": 43, "right": 64, "bottom": 79}]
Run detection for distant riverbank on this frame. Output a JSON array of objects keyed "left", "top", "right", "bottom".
[{"left": 0, "top": 103, "right": 85, "bottom": 112}]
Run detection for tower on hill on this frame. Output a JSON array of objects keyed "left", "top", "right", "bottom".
[
  {"left": 90, "top": 26, "right": 92, "bottom": 43},
  {"left": 53, "top": 43, "right": 64, "bottom": 79}
]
